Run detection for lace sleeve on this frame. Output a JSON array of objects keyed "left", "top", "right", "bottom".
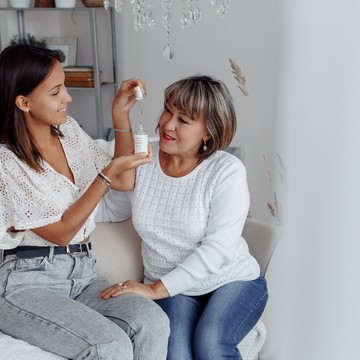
[
  {"left": 67, "top": 117, "right": 111, "bottom": 173},
  {"left": 0, "top": 171, "right": 26, "bottom": 248},
  {"left": 0, "top": 149, "right": 67, "bottom": 248}
]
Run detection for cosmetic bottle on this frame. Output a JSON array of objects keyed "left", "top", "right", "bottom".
[
  {"left": 134, "top": 124, "right": 148, "bottom": 155},
  {"left": 134, "top": 85, "right": 144, "bottom": 101},
  {"left": 134, "top": 86, "right": 148, "bottom": 155}
]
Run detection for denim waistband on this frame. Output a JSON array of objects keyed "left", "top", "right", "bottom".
[{"left": 3, "top": 242, "right": 92, "bottom": 259}]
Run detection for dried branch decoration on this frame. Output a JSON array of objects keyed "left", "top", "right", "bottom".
[
  {"left": 229, "top": 58, "right": 249, "bottom": 96},
  {"left": 230, "top": 58, "right": 285, "bottom": 224}
]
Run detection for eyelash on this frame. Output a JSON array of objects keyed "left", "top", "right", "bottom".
[{"left": 164, "top": 106, "right": 190, "bottom": 125}]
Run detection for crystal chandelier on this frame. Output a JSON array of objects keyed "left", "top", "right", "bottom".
[{"left": 103, "top": 0, "right": 231, "bottom": 60}]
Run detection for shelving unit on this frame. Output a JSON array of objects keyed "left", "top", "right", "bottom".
[{"left": 0, "top": 6, "right": 118, "bottom": 139}]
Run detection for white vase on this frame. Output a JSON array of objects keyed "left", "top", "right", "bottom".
[
  {"left": 54, "top": 0, "right": 76, "bottom": 7},
  {"left": 9, "top": 0, "right": 32, "bottom": 8}
]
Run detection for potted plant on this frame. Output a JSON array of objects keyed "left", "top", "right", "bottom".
[{"left": 10, "top": 33, "right": 47, "bottom": 47}]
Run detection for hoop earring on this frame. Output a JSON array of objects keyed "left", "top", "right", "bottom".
[{"left": 203, "top": 140, "right": 208, "bottom": 152}]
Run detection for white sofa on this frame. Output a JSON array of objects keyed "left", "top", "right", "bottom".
[{"left": 0, "top": 217, "right": 281, "bottom": 360}]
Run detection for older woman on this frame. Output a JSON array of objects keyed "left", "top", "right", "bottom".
[{"left": 101, "top": 75, "right": 268, "bottom": 360}]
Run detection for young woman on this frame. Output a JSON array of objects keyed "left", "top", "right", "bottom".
[
  {"left": 0, "top": 44, "right": 169, "bottom": 360},
  {"left": 100, "top": 75, "right": 268, "bottom": 360}
]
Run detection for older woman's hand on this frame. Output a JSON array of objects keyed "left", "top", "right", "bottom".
[
  {"left": 100, "top": 279, "right": 169, "bottom": 300},
  {"left": 112, "top": 78, "right": 146, "bottom": 114}
]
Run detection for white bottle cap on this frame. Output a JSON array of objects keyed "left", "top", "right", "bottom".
[{"left": 134, "top": 86, "right": 144, "bottom": 100}]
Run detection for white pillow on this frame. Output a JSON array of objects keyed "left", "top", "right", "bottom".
[{"left": 0, "top": 330, "right": 65, "bottom": 360}]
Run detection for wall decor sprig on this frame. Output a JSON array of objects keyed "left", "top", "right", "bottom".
[{"left": 229, "top": 58, "right": 285, "bottom": 224}]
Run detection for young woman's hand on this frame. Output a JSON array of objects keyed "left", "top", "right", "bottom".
[{"left": 102, "top": 145, "right": 152, "bottom": 191}]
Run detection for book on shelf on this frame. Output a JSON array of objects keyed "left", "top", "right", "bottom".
[
  {"left": 65, "top": 71, "right": 95, "bottom": 79},
  {"left": 63, "top": 66, "right": 94, "bottom": 72},
  {"left": 63, "top": 66, "right": 103, "bottom": 87},
  {"left": 65, "top": 79, "right": 95, "bottom": 88},
  {"left": 64, "top": 66, "right": 102, "bottom": 77}
]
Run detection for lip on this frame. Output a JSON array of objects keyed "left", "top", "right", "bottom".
[
  {"left": 162, "top": 132, "right": 175, "bottom": 141},
  {"left": 58, "top": 107, "right": 67, "bottom": 113}
]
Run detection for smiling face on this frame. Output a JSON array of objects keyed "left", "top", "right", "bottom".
[
  {"left": 22, "top": 60, "right": 72, "bottom": 130},
  {"left": 159, "top": 101, "right": 209, "bottom": 158}
]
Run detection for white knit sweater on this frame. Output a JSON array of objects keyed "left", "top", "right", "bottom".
[{"left": 103, "top": 142, "right": 260, "bottom": 297}]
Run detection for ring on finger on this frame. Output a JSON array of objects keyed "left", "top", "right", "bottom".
[{"left": 116, "top": 282, "right": 127, "bottom": 290}]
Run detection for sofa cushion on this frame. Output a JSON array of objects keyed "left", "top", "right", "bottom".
[
  {"left": 0, "top": 332, "right": 65, "bottom": 360},
  {"left": 91, "top": 220, "right": 144, "bottom": 284}
]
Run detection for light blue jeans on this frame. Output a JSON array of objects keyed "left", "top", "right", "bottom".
[
  {"left": 156, "top": 277, "right": 268, "bottom": 360},
  {"left": 0, "top": 251, "right": 169, "bottom": 360}
]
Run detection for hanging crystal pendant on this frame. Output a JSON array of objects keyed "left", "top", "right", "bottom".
[
  {"left": 114, "top": 0, "right": 124, "bottom": 13},
  {"left": 162, "top": 0, "right": 174, "bottom": 60},
  {"left": 210, "top": 0, "right": 231, "bottom": 17},
  {"left": 162, "top": 42, "right": 174, "bottom": 60},
  {"left": 104, "top": 0, "right": 230, "bottom": 59},
  {"left": 132, "top": 0, "right": 147, "bottom": 30},
  {"left": 190, "top": 0, "right": 202, "bottom": 25},
  {"left": 146, "top": 1, "right": 155, "bottom": 29},
  {"left": 180, "top": 0, "right": 202, "bottom": 30}
]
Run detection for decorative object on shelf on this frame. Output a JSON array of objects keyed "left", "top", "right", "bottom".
[
  {"left": 54, "top": 0, "right": 76, "bottom": 7},
  {"left": 81, "top": 0, "right": 103, "bottom": 6},
  {"left": 35, "top": 0, "right": 55, "bottom": 7},
  {"left": 9, "top": 0, "right": 32, "bottom": 8},
  {"left": 44, "top": 36, "right": 78, "bottom": 67},
  {"left": 102, "top": 0, "right": 231, "bottom": 61},
  {"left": 10, "top": 33, "right": 47, "bottom": 47}
]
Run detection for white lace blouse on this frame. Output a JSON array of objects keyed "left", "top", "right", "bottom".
[{"left": 0, "top": 117, "right": 111, "bottom": 249}]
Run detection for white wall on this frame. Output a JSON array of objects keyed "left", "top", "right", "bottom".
[
  {"left": 273, "top": 1, "right": 360, "bottom": 359},
  {"left": 0, "top": 0, "right": 283, "bottom": 224}
]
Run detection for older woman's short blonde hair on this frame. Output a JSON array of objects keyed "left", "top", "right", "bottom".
[{"left": 163, "top": 75, "right": 237, "bottom": 159}]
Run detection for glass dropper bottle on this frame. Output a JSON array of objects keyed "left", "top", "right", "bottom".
[{"left": 134, "top": 86, "right": 148, "bottom": 154}]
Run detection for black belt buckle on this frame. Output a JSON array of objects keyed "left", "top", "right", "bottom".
[{"left": 65, "top": 244, "right": 84, "bottom": 254}]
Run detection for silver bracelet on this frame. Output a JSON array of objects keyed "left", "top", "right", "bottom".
[
  {"left": 97, "top": 172, "right": 111, "bottom": 193},
  {"left": 96, "top": 176, "right": 110, "bottom": 193},
  {"left": 98, "top": 172, "right": 111, "bottom": 186},
  {"left": 114, "top": 128, "right": 132, "bottom": 133}
]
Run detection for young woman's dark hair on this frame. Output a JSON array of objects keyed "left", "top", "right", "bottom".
[
  {"left": 0, "top": 44, "right": 65, "bottom": 171},
  {"left": 159, "top": 75, "right": 237, "bottom": 160}
]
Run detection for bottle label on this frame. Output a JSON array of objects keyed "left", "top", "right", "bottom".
[{"left": 134, "top": 133, "right": 148, "bottom": 154}]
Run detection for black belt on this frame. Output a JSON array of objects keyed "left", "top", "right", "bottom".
[{"left": 3, "top": 243, "right": 92, "bottom": 259}]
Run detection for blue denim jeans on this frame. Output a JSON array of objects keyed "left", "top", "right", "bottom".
[
  {"left": 156, "top": 277, "right": 268, "bottom": 360},
  {"left": 0, "top": 251, "right": 169, "bottom": 360}
]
